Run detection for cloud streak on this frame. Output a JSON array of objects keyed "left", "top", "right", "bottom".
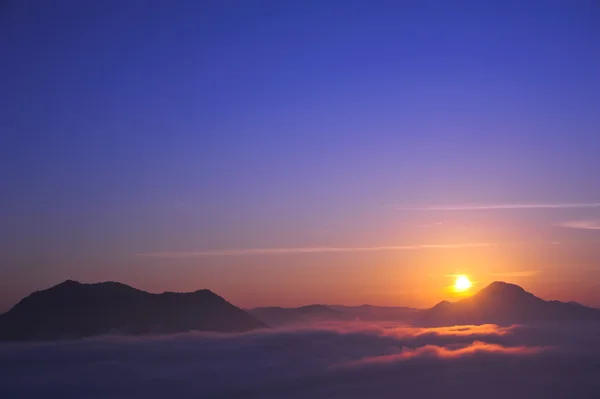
[
  {"left": 398, "top": 202, "right": 600, "bottom": 211},
  {"left": 136, "top": 242, "right": 494, "bottom": 258},
  {"left": 558, "top": 219, "right": 600, "bottom": 230},
  {"left": 335, "top": 341, "right": 545, "bottom": 369}
]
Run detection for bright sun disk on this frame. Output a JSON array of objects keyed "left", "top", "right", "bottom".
[{"left": 454, "top": 275, "right": 472, "bottom": 292}]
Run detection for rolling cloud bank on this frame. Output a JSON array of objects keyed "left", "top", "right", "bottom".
[{"left": 2, "top": 322, "right": 600, "bottom": 398}]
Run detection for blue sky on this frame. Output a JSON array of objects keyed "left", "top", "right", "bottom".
[{"left": 1, "top": 1, "right": 600, "bottom": 310}]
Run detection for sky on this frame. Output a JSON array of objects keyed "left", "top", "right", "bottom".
[{"left": 1, "top": 0, "right": 600, "bottom": 312}]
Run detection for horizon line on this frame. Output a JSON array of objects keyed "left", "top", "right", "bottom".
[
  {"left": 397, "top": 202, "right": 600, "bottom": 211},
  {"left": 136, "top": 242, "right": 495, "bottom": 258}
]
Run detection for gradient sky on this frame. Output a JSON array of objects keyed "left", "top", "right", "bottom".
[{"left": 2, "top": 1, "right": 600, "bottom": 312}]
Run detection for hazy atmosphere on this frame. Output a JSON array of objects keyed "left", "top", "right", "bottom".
[
  {"left": 2, "top": 1, "right": 600, "bottom": 398},
  {"left": 4, "top": 322, "right": 600, "bottom": 398}
]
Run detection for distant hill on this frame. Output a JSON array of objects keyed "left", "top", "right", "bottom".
[
  {"left": 328, "top": 305, "right": 419, "bottom": 321},
  {"left": 0, "top": 280, "right": 267, "bottom": 341},
  {"left": 414, "top": 281, "right": 600, "bottom": 326},
  {"left": 248, "top": 305, "right": 350, "bottom": 326},
  {"left": 248, "top": 304, "right": 420, "bottom": 325}
]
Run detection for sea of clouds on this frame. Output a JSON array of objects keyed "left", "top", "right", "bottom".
[{"left": 2, "top": 321, "right": 600, "bottom": 398}]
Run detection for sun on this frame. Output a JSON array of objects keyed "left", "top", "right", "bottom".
[{"left": 454, "top": 275, "right": 472, "bottom": 292}]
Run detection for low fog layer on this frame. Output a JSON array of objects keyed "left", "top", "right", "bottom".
[{"left": 2, "top": 322, "right": 600, "bottom": 398}]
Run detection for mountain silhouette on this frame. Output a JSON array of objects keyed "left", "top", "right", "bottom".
[
  {"left": 249, "top": 304, "right": 420, "bottom": 325},
  {"left": 248, "top": 305, "right": 350, "bottom": 326},
  {"left": 415, "top": 281, "right": 600, "bottom": 326},
  {"left": 0, "top": 280, "right": 267, "bottom": 341}
]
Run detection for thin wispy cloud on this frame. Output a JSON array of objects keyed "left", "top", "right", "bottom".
[
  {"left": 558, "top": 219, "right": 600, "bottom": 230},
  {"left": 418, "top": 221, "right": 444, "bottom": 228},
  {"left": 137, "top": 242, "right": 494, "bottom": 258},
  {"left": 398, "top": 202, "right": 600, "bottom": 211},
  {"left": 491, "top": 271, "right": 540, "bottom": 277}
]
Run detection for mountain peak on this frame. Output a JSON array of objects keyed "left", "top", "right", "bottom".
[
  {"left": 477, "top": 281, "right": 526, "bottom": 296},
  {"left": 470, "top": 281, "right": 538, "bottom": 306},
  {"left": 432, "top": 300, "right": 452, "bottom": 309},
  {"left": 57, "top": 279, "right": 81, "bottom": 287},
  {"left": 487, "top": 281, "right": 524, "bottom": 289},
  {"left": 414, "top": 280, "right": 600, "bottom": 327},
  {"left": 1, "top": 280, "right": 266, "bottom": 341}
]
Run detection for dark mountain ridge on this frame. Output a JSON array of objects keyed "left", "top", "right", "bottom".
[
  {"left": 0, "top": 280, "right": 267, "bottom": 341},
  {"left": 5, "top": 280, "right": 598, "bottom": 340},
  {"left": 248, "top": 304, "right": 420, "bottom": 325},
  {"left": 414, "top": 281, "right": 600, "bottom": 326},
  {"left": 248, "top": 282, "right": 600, "bottom": 327}
]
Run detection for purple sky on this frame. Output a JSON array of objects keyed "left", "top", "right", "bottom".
[{"left": 1, "top": 1, "right": 600, "bottom": 311}]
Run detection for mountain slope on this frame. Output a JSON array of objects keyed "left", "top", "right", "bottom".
[
  {"left": 0, "top": 280, "right": 267, "bottom": 341},
  {"left": 414, "top": 281, "right": 600, "bottom": 326}
]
